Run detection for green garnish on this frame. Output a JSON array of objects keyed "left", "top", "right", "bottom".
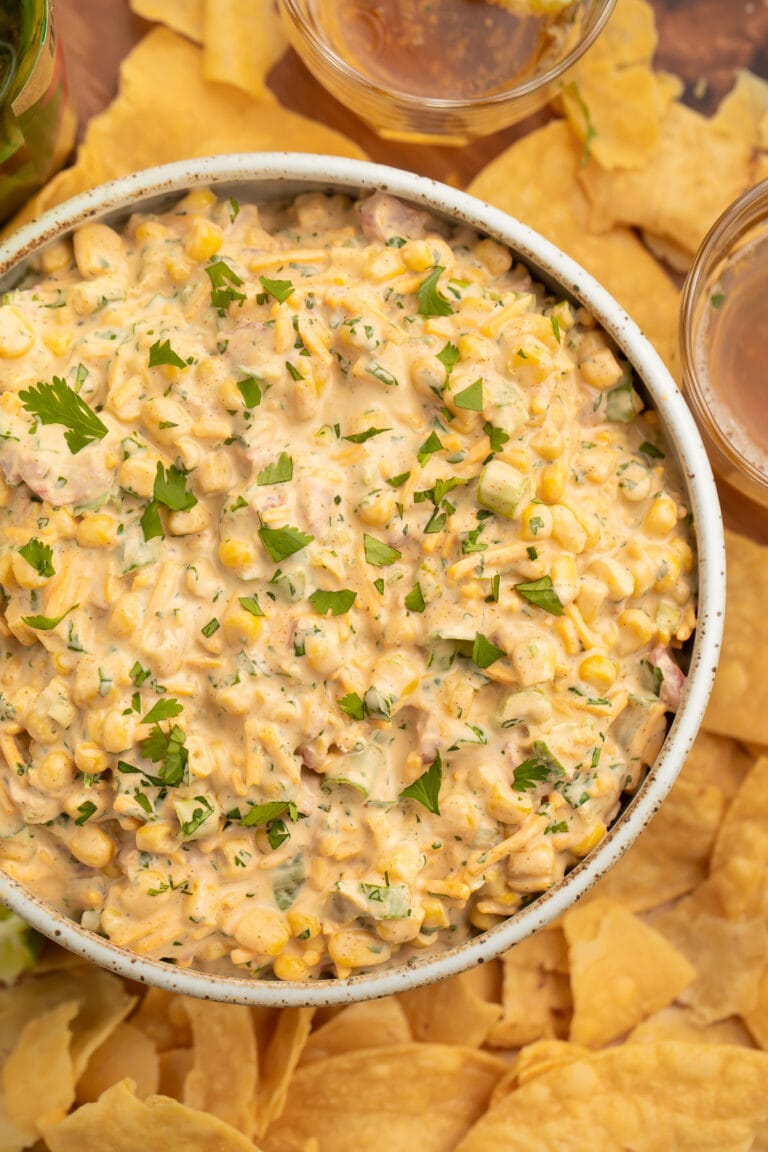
[
  {"left": 148, "top": 339, "right": 186, "bottom": 369},
  {"left": 206, "top": 259, "right": 246, "bottom": 309},
  {"left": 140, "top": 500, "right": 164, "bottom": 542},
  {"left": 19, "top": 376, "right": 108, "bottom": 454},
  {"left": 386, "top": 471, "right": 411, "bottom": 488},
  {"left": 514, "top": 576, "right": 565, "bottom": 616},
  {"left": 339, "top": 692, "right": 365, "bottom": 721},
  {"left": 241, "top": 800, "right": 299, "bottom": 827},
  {"left": 453, "top": 378, "right": 483, "bottom": 411},
  {"left": 130, "top": 662, "right": 151, "bottom": 686},
  {"left": 639, "top": 441, "right": 665, "bottom": 460},
  {"left": 545, "top": 821, "right": 569, "bottom": 835},
  {"left": 363, "top": 534, "right": 401, "bottom": 567},
  {"left": 567, "top": 80, "right": 597, "bottom": 167},
  {"left": 417, "top": 430, "right": 443, "bottom": 466},
  {"left": 75, "top": 801, "right": 97, "bottom": 826},
  {"left": 368, "top": 364, "right": 399, "bottom": 388},
  {"left": 373, "top": 578, "right": 385, "bottom": 595},
  {"left": 201, "top": 618, "right": 220, "bottom": 638},
  {"left": 550, "top": 315, "right": 561, "bottom": 343},
  {"left": 343, "top": 427, "right": 391, "bottom": 444},
  {"left": 471, "top": 632, "right": 505, "bottom": 669},
  {"left": 285, "top": 361, "right": 304, "bottom": 381},
  {"left": 239, "top": 595, "right": 265, "bottom": 617},
  {"left": 258, "top": 524, "right": 314, "bottom": 562},
  {"left": 399, "top": 751, "right": 443, "bottom": 815},
  {"left": 309, "top": 588, "right": 357, "bottom": 616},
  {"left": 512, "top": 757, "right": 555, "bottom": 792},
  {"left": 141, "top": 723, "right": 188, "bottom": 787},
  {"left": 437, "top": 342, "right": 460, "bottom": 374},
  {"left": 17, "top": 538, "right": 54, "bottom": 578},
  {"left": 257, "top": 452, "right": 293, "bottom": 486},
  {"left": 710, "top": 293, "right": 725, "bottom": 309},
  {"left": 22, "top": 605, "right": 78, "bottom": 630},
  {"left": 153, "top": 462, "right": 198, "bottom": 511},
  {"left": 259, "top": 275, "right": 294, "bottom": 303},
  {"left": 236, "top": 376, "right": 262, "bottom": 408},
  {"left": 404, "top": 583, "right": 426, "bottom": 613},
  {"left": 417, "top": 267, "right": 454, "bottom": 317},
  {"left": 483, "top": 421, "right": 510, "bottom": 453},
  {"left": 177, "top": 795, "right": 215, "bottom": 838},
  {"left": 142, "top": 698, "right": 183, "bottom": 725}
]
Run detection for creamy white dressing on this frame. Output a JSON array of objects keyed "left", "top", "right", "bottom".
[{"left": 0, "top": 189, "right": 697, "bottom": 980}]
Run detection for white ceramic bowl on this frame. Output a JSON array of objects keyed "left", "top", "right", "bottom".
[{"left": 0, "top": 154, "right": 725, "bottom": 1006}]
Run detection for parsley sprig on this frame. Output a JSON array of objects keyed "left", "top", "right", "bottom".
[
  {"left": 17, "top": 538, "right": 55, "bottom": 579},
  {"left": 19, "top": 376, "right": 108, "bottom": 455},
  {"left": 400, "top": 751, "right": 443, "bottom": 815}
]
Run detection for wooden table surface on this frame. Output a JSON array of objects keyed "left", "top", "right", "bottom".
[{"left": 53, "top": 0, "right": 768, "bottom": 542}]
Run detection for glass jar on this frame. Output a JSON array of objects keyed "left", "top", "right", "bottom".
[{"left": 0, "top": 0, "right": 76, "bottom": 222}]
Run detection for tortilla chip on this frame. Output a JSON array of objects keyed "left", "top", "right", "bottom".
[
  {"left": 467, "top": 120, "right": 680, "bottom": 373},
  {"left": 563, "top": 897, "right": 695, "bottom": 1047},
  {"left": 130, "top": 0, "right": 204, "bottom": 41},
  {"left": 11, "top": 27, "right": 366, "bottom": 233},
  {"left": 705, "top": 532, "right": 768, "bottom": 745},
  {"left": 711, "top": 69, "right": 768, "bottom": 148},
  {"left": 181, "top": 998, "right": 257, "bottom": 1138},
  {"left": 744, "top": 968, "right": 768, "bottom": 1050},
  {"left": 486, "top": 930, "right": 571, "bottom": 1048},
  {"left": 77, "top": 1021, "right": 160, "bottom": 1104},
  {"left": 492, "top": 1039, "right": 588, "bottom": 1104},
  {"left": 256, "top": 1006, "right": 315, "bottom": 1137},
  {"left": 650, "top": 878, "right": 768, "bottom": 1023},
  {"left": 0, "top": 969, "right": 134, "bottom": 1078},
  {"left": 300, "top": 997, "right": 411, "bottom": 1065},
  {"left": 3, "top": 1001, "right": 78, "bottom": 1141},
  {"left": 578, "top": 0, "right": 658, "bottom": 69},
  {"left": 454, "top": 1042, "right": 768, "bottom": 1152},
  {"left": 561, "top": 65, "right": 681, "bottom": 170},
  {"left": 628, "top": 1005, "right": 756, "bottom": 1048},
  {"left": 585, "top": 776, "right": 724, "bottom": 911},
  {"left": 41, "top": 1079, "right": 260, "bottom": 1152},
  {"left": 398, "top": 970, "right": 502, "bottom": 1048},
  {"left": 579, "top": 102, "right": 757, "bottom": 257},
  {"left": 680, "top": 730, "right": 752, "bottom": 805},
  {"left": 263, "top": 1044, "right": 505, "bottom": 1152},
  {"left": 203, "top": 0, "right": 287, "bottom": 100},
  {"left": 157, "top": 1047, "right": 193, "bottom": 1101},
  {"left": 131, "top": 987, "right": 192, "bottom": 1053},
  {"left": 711, "top": 756, "right": 768, "bottom": 875}
]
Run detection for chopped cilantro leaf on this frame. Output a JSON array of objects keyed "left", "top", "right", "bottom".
[
  {"left": 154, "top": 462, "right": 197, "bottom": 512},
  {"left": 309, "top": 588, "right": 357, "bottom": 616},
  {"left": 417, "top": 430, "right": 443, "bottom": 466},
  {"left": 257, "top": 452, "right": 293, "bottom": 486},
  {"left": 18, "top": 538, "right": 54, "bottom": 578},
  {"left": 236, "top": 376, "right": 262, "bottom": 408},
  {"left": 339, "top": 692, "right": 365, "bottom": 720},
  {"left": 22, "top": 604, "right": 78, "bottom": 630},
  {"left": 343, "top": 427, "right": 391, "bottom": 444},
  {"left": 206, "top": 259, "right": 246, "bottom": 309},
  {"left": 483, "top": 421, "right": 510, "bottom": 453},
  {"left": 417, "top": 267, "right": 454, "bottom": 317},
  {"left": 386, "top": 471, "right": 410, "bottom": 488},
  {"left": 201, "top": 618, "right": 220, "bottom": 638},
  {"left": 399, "top": 751, "right": 442, "bottom": 815},
  {"left": 19, "top": 376, "right": 108, "bottom": 454},
  {"left": 75, "top": 801, "right": 97, "bottom": 826},
  {"left": 258, "top": 524, "right": 314, "bottom": 562},
  {"left": 258, "top": 275, "right": 294, "bottom": 303},
  {"left": 363, "top": 534, "right": 401, "bottom": 566},
  {"left": 437, "top": 341, "right": 460, "bottom": 374},
  {"left": 285, "top": 361, "right": 304, "bottom": 381},
  {"left": 471, "top": 632, "right": 505, "bottom": 669},
  {"left": 453, "top": 378, "right": 483, "bottom": 411},
  {"left": 148, "top": 339, "right": 186, "bottom": 369},
  {"left": 514, "top": 576, "right": 565, "bottom": 616},
  {"left": 239, "top": 595, "right": 265, "bottom": 617},
  {"left": 404, "top": 583, "right": 426, "bottom": 613},
  {"left": 141, "top": 698, "right": 183, "bottom": 725},
  {"left": 140, "top": 499, "right": 164, "bottom": 542}
]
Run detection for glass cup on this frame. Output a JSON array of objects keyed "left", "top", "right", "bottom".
[
  {"left": 679, "top": 179, "right": 768, "bottom": 510},
  {"left": 0, "top": 0, "right": 76, "bottom": 222},
  {"left": 278, "top": 0, "right": 616, "bottom": 145}
]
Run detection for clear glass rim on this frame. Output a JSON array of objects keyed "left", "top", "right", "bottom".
[
  {"left": 278, "top": 0, "right": 617, "bottom": 112},
  {"left": 679, "top": 177, "right": 768, "bottom": 493}
]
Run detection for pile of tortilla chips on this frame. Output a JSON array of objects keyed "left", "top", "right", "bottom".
[{"left": 3, "top": 0, "right": 768, "bottom": 1148}]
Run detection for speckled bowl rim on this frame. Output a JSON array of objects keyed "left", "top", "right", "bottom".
[{"left": 0, "top": 154, "right": 725, "bottom": 1006}]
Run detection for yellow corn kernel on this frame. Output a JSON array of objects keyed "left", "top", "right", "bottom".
[
  {"left": 40, "top": 238, "right": 72, "bottom": 273},
  {"left": 168, "top": 504, "right": 209, "bottom": 537},
  {"left": 579, "top": 348, "right": 623, "bottom": 389},
  {"left": 538, "top": 459, "right": 567, "bottom": 503},
  {"left": 511, "top": 635, "right": 556, "bottom": 686},
  {"left": 43, "top": 330, "right": 73, "bottom": 357},
  {"left": 574, "top": 822, "right": 606, "bottom": 857},
  {"left": 197, "top": 453, "right": 237, "bottom": 495},
  {"left": 357, "top": 490, "right": 396, "bottom": 526},
  {"left": 287, "top": 910, "right": 320, "bottom": 940},
  {"left": 110, "top": 592, "right": 143, "bottom": 637},
  {"left": 76, "top": 513, "right": 117, "bottom": 549},
  {"left": 9, "top": 551, "right": 50, "bottom": 590},
  {"left": 551, "top": 506, "right": 588, "bottom": 553},
  {"left": 531, "top": 426, "right": 564, "bottom": 461},
  {"left": 0, "top": 306, "right": 34, "bottom": 358},
  {"left": 185, "top": 216, "right": 223, "bottom": 261},
  {"left": 420, "top": 895, "right": 451, "bottom": 930},
  {"left": 521, "top": 501, "right": 553, "bottom": 540},
  {"left": 328, "top": 929, "right": 392, "bottom": 972},
  {"left": 74, "top": 742, "right": 109, "bottom": 775},
  {"left": 550, "top": 554, "right": 578, "bottom": 604},
  {"left": 0, "top": 391, "right": 21, "bottom": 416},
  {"left": 589, "top": 558, "right": 634, "bottom": 601},
  {"left": 617, "top": 608, "right": 656, "bottom": 653},
  {"left": 273, "top": 953, "right": 309, "bottom": 981},
  {"left": 555, "top": 616, "right": 581, "bottom": 656},
  {"left": 180, "top": 187, "right": 217, "bottom": 212},
  {"left": 654, "top": 552, "right": 681, "bottom": 594},
  {"left": 166, "top": 253, "right": 193, "bottom": 284},
  {"left": 228, "top": 907, "right": 290, "bottom": 956},
  {"left": 643, "top": 493, "right": 678, "bottom": 536},
  {"left": 550, "top": 299, "right": 575, "bottom": 331},
  {"left": 70, "top": 825, "right": 114, "bottom": 869},
  {"left": 501, "top": 446, "right": 533, "bottom": 473},
  {"left": 135, "top": 220, "right": 172, "bottom": 243},
  {"left": 669, "top": 537, "right": 694, "bottom": 574},
  {"left": 457, "top": 332, "right": 488, "bottom": 361},
  {"left": 363, "top": 248, "right": 406, "bottom": 282},
  {"left": 401, "top": 239, "right": 433, "bottom": 272},
  {"left": 627, "top": 554, "right": 655, "bottom": 598},
  {"left": 118, "top": 454, "right": 159, "bottom": 499},
  {"left": 101, "top": 710, "right": 137, "bottom": 755},
  {"left": 579, "top": 653, "right": 619, "bottom": 690},
  {"left": 473, "top": 237, "right": 512, "bottom": 276},
  {"left": 576, "top": 576, "right": 606, "bottom": 623},
  {"left": 222, "top": 598, "right": 263, "bottom": 644},
  {"left": 37, "top": 750, "right": 75, "bottom": 792},
  {"left": 135, "top": 822, "right": 177, "bottom": 855},
  {"left": 219, "top": 537, "right": 258, "bottom": 569}
]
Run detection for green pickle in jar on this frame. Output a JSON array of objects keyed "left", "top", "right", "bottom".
[{"left": 0, "top": 0, "right": 75, "bottom": 221}]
